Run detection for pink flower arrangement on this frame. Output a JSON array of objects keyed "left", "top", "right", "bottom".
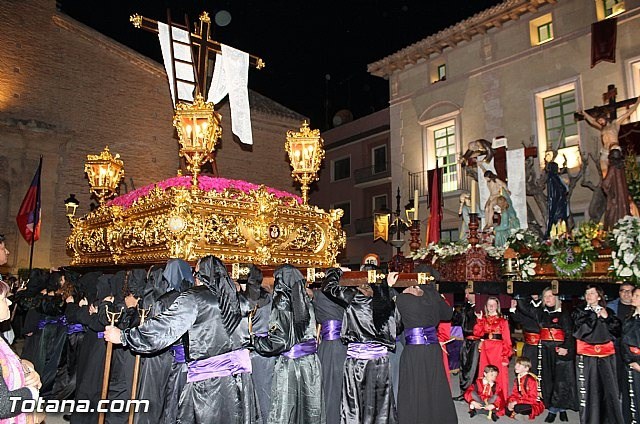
[{"left": 106, "top": 176, "right": 302, "bottom": 209}]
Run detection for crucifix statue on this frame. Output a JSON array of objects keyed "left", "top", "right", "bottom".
[{"left": 575, "top": 84, "right": 640, "bottom": 178}]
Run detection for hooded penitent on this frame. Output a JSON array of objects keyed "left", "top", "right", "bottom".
[
  {"left": 197, "top": 255, "right": 242, "bottom": 336},
  {"left": 273, "top": 264, "right": 311, "bottom": 340},
  {"left": 163, "top": 259, "right": 194, "bottom": 293}
]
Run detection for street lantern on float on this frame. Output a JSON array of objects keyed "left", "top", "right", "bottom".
[
  {"left": 64, "top": 194, "right": 80, "bottom": 219},
  {"left": 285, "top": 121, "right": 325, "bottom": 205},
  {"left": 84, "top": 146, "right": 125, "bottom": 204},
  {"left": 173, "top": 94, "right": 222, "bottom": 186}
]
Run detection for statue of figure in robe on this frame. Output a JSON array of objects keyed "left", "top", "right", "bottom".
[
  {"left": 458, "top": 192, "right": 471, "bottom": 242},
  {"left": 545, "top": 161, "right": 570, "bottom": 238},
  {"left": 493, "top": 195, "right": 520, "bottom": 247},
  {"left": 601, "top": 149, "right": 632, "bottom": 229}
]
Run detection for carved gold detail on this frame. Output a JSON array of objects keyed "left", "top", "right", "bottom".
[
  {"left": 67, "top": 185, "right": 346, "bottom": 268},
  {"left": 129, "top": 14, "right": 142, "bottom": 28},
  {"left": 173, "top": 94, "right": 223, "bottom": 186}
]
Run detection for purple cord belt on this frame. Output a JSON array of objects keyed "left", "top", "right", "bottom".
[
  {"left": 66, "top": 323, "right": 85, "bottom": 335},
  {"left": 37, "top": 316, "right": 67, "bottom": 330},
  {"left": 346, "top": 342, "right": 388, "bottom": 360},
  {"left": 281, "top": 339, "right": 318, "bottom": 359},
  {"left": 404, "top": 326, "right": 438, "bottom": 345},
  {"left": 97, "top": 332, "right": 104, "bottom": 339},
  {"left": 187, "top": 348, "right": 252, "bottom": 383},
  {"left": 171, "top": 344, "right": 186, "bottom": 363},
  {"left": 320, "top": 320, "right": 342, "bottom": 341}
]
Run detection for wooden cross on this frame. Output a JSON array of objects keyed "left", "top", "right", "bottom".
[
  {"left": 130, "top": 11, "right": 265, "bottom": 96},
  {"left": 575, "top": 84, "right": 638, "bottom": 122}
]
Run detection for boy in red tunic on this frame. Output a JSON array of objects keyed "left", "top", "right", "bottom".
[
  {"left": 464, "top": 365, "right": 504, "bottom": 421},
  {"left": 506, "top": 356, "right": 545, "bottom": 420}
]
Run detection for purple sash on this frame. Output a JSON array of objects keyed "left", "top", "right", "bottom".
[
  {"left": 347, "top": 342, "right": 388, "bottom": 360},
  {"left": 171, "top": 344, "right": 186, "bottom": 363},
  {"left": 451, "top": 325, "right": 464, "bottom": 339},
  {"left": 281, "top": 339, "right": 318, "bottom": 359},
  {"left": 97, "top": 332, "right": 105, "bottom": 339},
  {"left": 37, "top": 316, "right": 67, "bottom": 330},
  {"left": 67, "top": 324, "right": 85, "bottom": 335},
  {"left": 404, "top": 326, "right": 438, "bottom": 345},
  {"left": 320, "top": 320, "right": 342, "bottom": 341},
  {"left": 187, "top": 349, "right": 251, "bottom": 383},
  {"left": 255, "top": 332, "right": 268, "bottom": 337}
]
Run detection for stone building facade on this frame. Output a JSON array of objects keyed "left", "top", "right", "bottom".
[
  {"left": 369, "top": 0, "right": 640, "bottom": 242},
  {"left": 0, "top": 0, "right": 305, "bottom": 272}
]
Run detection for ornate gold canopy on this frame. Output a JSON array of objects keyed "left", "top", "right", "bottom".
[{"left": 66, "top": 179, "right": 345, "bottom": 268}]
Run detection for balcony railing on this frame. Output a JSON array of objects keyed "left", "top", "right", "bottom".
[
  {"left": 408, "top": 169, "right": 470, "bottom": 197},
  {"left": 355, "top": 216, "right": 373, "bottom": 234},
  {"left": 354, "top": 162, "right": 391, "bottom": 185}
]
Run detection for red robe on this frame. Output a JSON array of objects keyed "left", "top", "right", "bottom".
[
  {"left": 464, "top": 377, "right": 505, "bottom": 416},
  {"left": 438, "top": 321, "right": 452, "bottom": 385},
  {"left": 507, "top": 373, "right": 545, "bottom": 419},
  {"left": 472, "top": 315, "right": 512, "bottom": 396}
]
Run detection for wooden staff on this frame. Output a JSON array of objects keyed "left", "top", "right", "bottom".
[
  {"left": 99, "top": 306, "right": 123, "bottom": 424},
  {"left": 128, "top": 306, "right": 151, "bottom": 424}
]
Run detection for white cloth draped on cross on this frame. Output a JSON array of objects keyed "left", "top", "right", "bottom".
[{"left": 158, "top": 23, "right": 253, "bottom": 145}]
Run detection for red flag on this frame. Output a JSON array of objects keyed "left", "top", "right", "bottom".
[
  {"left": 16, "top": 158, "right": 42, "bottom": 243},
  {"left": 426, "top": 165, "right": 443, "bottom": 244}
]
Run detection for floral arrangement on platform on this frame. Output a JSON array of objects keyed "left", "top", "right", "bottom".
[
  {"left": 106, "top": 176, "right": 302, "bottom": 209},
  {"left": 412, "top": 240, "right": 504, "bottom": 264},
  {"left": 503, "top": 229, "right": 540, "bottom": 280},
  {"left": 539, "top": 221, "right": 604, "bottom": 278},
  {"left": 609, "top": 216, "right": 640, "bottom": 283}
]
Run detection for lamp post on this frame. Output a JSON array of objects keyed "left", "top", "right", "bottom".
[
  {"left": 84, "top": 146, "right": 125, "bottom": 204},
  {"left": 173, "top": 94, "right": 223, "bottom": 186},
  {"left": 64, "top": 194, "right": 80, "bottom": 224},
  {"left": 285, "top": 121, "right": 325, "bottom": 205}
]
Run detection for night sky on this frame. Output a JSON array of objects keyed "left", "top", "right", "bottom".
[{"left": 58, "top": 0, "right": 503, "bottom": 130}]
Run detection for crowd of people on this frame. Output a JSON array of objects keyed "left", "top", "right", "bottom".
[{"left": 0, "top": 236, "right": 639, "bottom": 424}]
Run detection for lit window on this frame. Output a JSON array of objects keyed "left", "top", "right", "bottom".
[
  {"left": 332, "top": 157, "right": 350, "bottom": 181},
  {"left": 372, "top": 145, "right": 387, "bottom": 174},
  {"left": 437, "top": 64, "right": 446, "bottom": 81},
  {"left": 529, "top": 13, "right": 554, "bottom": 46},
  {"left": 597, "top": 0, "right": 625, "bottom": 19},
  {"left": 430, "top": 61, "right": 447, "bottom": 84},
  {"left": 537, "top": 22, "right": 553, "bottom": 44},
  {"left": 542, "top": 90, "right": 577, "bottom": 150},
  {"left": 333, "top": 201, "right": 351, "bottom": 226},
  {"left": 535, "top": 82, "right": 580, "bottom": 167},
  {"left": 434, "top": 124, "right": 458, "bottom": 192}
]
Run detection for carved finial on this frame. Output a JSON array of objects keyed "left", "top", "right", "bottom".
[
  {"left": 199, "top": 12, "right": 211, "bottom": 23},
  {"left": 130, "top": 14, "right": 142, "bottom": 28}
]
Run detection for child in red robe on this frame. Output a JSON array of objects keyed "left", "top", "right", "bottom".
[
  {"left": 506, "top": 356, "right": 545, "bottom": 420},
  {"left": 464, "top": 365, "right": 505, "bottom": 421}
]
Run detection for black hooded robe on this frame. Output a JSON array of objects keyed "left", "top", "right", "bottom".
[
  {"left": 134, "top": 261, "right": 193, "bottom": 424},
  {"left": 322, "top": 268, "right": 400, "bottom": 424},
  {"left": 313, "top": 289, "right": 347, "bottom": 424},
  {"left": 253, "top": 265, "right": 325, "bottom": 424},
  {"left": 395, "top": 284, "right": 457, "bottom": 424},
  {"left": 121, "top": 257, "right": 260, "bottom": 424}
]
